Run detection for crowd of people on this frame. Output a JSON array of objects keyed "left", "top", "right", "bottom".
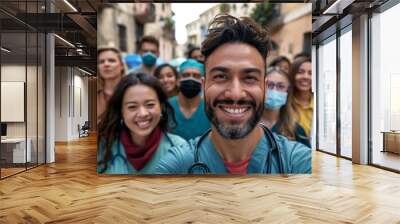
[{"left": 97, "top": 14, "right": 313, "bottom": 175}]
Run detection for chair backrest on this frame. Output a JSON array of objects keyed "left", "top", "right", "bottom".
[{"left": 82, "top": 121, "right": 90, "bottom": 129}]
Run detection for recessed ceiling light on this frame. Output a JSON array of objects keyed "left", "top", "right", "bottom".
[
  {"left": 54, "top": 34, "right": 75, "bottom": 48},
  {"left": 63, "top": 0, "right": 78, "bottom": 12},
  {"left": 1, "top": 47, "right": 11, "bottom": 53},
  {"left": 322, "top": 0, "right": 355, "bottom": 15},
  {"left": 78, "top": 67, "right": 92, "bottom": 76}
]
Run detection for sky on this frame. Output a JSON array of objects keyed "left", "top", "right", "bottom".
[{"left": 171, "top": 3, "right": 218, "bottom": 45}]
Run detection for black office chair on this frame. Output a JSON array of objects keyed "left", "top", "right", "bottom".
[{"left": 79, "top": 121, "right": 90, "bottom": 138}]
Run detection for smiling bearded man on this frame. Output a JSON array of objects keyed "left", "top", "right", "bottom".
[{"left": 155, "top": 14, "right": 311, "bottom": 175}]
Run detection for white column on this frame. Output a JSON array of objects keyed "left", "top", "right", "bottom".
[
  {"left": 352, "top": 14, "right": 369, "bottom": 164},
  {"left": 311, "top": 45, "right": 317, "bottom": 150},
  {"left": 46, "top": 33, "right": 55, "bottom": 163}
]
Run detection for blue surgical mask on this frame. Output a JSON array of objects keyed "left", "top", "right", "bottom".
[
  {"left": 141, "top": 52, "right": 157, "bottom": 67},
  {"left": 264, "top": 90, "right": 288, "bottom": 109}
]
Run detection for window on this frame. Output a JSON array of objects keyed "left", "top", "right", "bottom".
[
  {"left": 317, "top": 36, "right": 337, "bottom": 155},
  {"left": 339, "top": 27, "right": 352, "bottom": 158},
  {"left": 303, "top": 32, "right": 312, "bottom": 56},
  {"left": 135, "top": 21, "right": 144, "bottom": 52},
  {"left": 118, "top": 24, "right": 127, "bottom": 52},
  {"left": 0, "top": 1, "right": 46, "bottom": 179},
  {"left": 371, "top": 3, "right": 400, "bottom": 171}
]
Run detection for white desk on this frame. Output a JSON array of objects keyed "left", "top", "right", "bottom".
[{"left": 1, "top": 138, "right": 31, "bottom": 163}]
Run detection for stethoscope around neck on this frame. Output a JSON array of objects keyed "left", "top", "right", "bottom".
[{"left": 187, "top": 124, "right": 285, "bottom": 174}]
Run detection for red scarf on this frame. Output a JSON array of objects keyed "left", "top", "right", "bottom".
[{"left": 120, "top": 126, "right": 162, "bottom": 171}]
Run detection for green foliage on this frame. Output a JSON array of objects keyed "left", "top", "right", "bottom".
[
  {"left": 220, "top": 3, "right": 230, "bottom": 14},
  {"left": 164, "top": 16, "right": 175, "bottom": 30},
  {"left": 250, "top": 3, "right": 280, "bottom": 28}
]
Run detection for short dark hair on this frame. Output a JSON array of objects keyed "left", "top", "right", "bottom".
[
  {"left": 187, "top": 47, "right": 200, "bottom": 59},
  {"left": 154, "top": 63, "right": 179, "bottom": 80},
  {"left": 201, "top": 14, "right": 270, "bottom": 65},
  {"left": 139, "top": 35, "right": 159, "bottom": 51},
  {"left": 293, "top": 52, "right": 310, "bottom": 61},
  {"left": 269, "top": 56, "right": 291, "bottom": 67}
]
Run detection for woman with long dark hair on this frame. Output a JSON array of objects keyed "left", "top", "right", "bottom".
[
  {"left": 261, "top": 67, "right": 310, "bottom": 147},
  {"left": 288, "top": 57, "right": 313, "bottom": 138},
  {"left": 97, "top": 73, "right": 187, "bottom": 174}
]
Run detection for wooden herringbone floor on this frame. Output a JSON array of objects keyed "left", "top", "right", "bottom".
[{"left": 0, "top": 135, "right": 400, "bottom": 224}]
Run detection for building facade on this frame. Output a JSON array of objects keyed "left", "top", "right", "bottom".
[
  {"left": 186, "top": 20, "right": 201, "bottom": 48},
  {"left": 144, "top": 3, "right": 175, "bottom": 61},
  {"left": 270, "top": 3, "right": 312, "bottom": 60},
  {"left": 185, "top": 3, "right": 256, "bottom": 49},
  {"left": 183, "top": 2, "right": 311, "bottom": 61},
  {"left": 98, "top": 3, "right": 175, "bottom": 61}
]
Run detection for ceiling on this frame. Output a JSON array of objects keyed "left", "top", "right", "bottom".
[
  {"left": 312, "top": 0, "right": 389, "bottom": 43},
  {"left": 0, "top": 0, "right": 101, "bottom": 73}
]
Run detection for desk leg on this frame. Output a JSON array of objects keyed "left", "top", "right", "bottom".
[{"left": 382, "top": 133, "right": 386, "bottom": 153}]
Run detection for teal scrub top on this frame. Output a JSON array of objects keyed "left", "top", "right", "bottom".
[
  {"left": 97, "top": 132, "right": 188, "bottom": 174},
  {"left": 169, "top": 96, "right": 211, "bottom": 141},
  {"left": 155, "top": 128, "right": 312, "bottom": 174},
  {"left": 271, "top": 123, "right": 311, "bottom": 148}
]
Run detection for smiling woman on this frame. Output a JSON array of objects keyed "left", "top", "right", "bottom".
[
  {"left": 97, "top": 73, "right": 188, "bottom": 174},
  {"left": 154, "top": 64, "right": 179, "bottom": 98},
  {"left": 288, "top": 57, "right": 313, "bottom": 138}
]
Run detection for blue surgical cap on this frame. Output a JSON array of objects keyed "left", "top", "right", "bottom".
[{"left": 179, "top": 59, "right": 205, "bottom": 76}]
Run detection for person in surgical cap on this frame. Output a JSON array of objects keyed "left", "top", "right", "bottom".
[{"left": 168, "top": 59, "right": 211, "bottom": 141}]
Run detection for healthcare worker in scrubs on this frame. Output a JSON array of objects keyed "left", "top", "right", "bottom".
[
  {"left": 155, "top": 15, "right": 311, "bottom": 174},
  {"left": 288, "top": 57, "right": 313, "bottom": 138},
  {"left": 168, "top": 59, "right": 211, "bottom": 141},
  {"left": 130, "top": 35, "right": 160, "bottom": 76},
  {"left": 261, "top": 66, "right": 310, "bottom": 147},
  {"left": 97, "top": 73, "right": 187, "bottom": 174}
]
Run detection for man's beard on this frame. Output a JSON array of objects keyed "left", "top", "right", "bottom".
[{"left": 205, "top": 98, "right": 264, "bottom": 139}]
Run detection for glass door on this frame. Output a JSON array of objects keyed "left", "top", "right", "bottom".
[
  {"left": 317, "top": 35, "right": 337, "bottom": 155},
  {"left": 339, "top": 26, "right": 352, "bottom": 159},
  {"left": 370, "top": 2, "right": 400, "bottom": 171}
]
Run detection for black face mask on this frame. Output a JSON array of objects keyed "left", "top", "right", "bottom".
[
  {"left": 196, "top": 59, "right": 204, "bottom": 64},
  {"left": 179, "top": 79, "right": 202, "bottom": 99}
]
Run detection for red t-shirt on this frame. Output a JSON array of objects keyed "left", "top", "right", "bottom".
[{"left": 223, "top": 157, "right": 251, "bottom": 174}]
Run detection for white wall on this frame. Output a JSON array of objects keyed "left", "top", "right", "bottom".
[
  {"left": 55, "top": 66, "right": 68, "bottom": 141},
  {"left": 72, "top": 72, "right": 89, "bottom": 138},
  {"left": 1, "top": 63, "right": 46, "bottom": 164},
  {"left": 1, "top": 65, "right": 34, "bottom": 137},
  {"left": 54, "top": 67, "right": 89, "bottom": 141}
]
